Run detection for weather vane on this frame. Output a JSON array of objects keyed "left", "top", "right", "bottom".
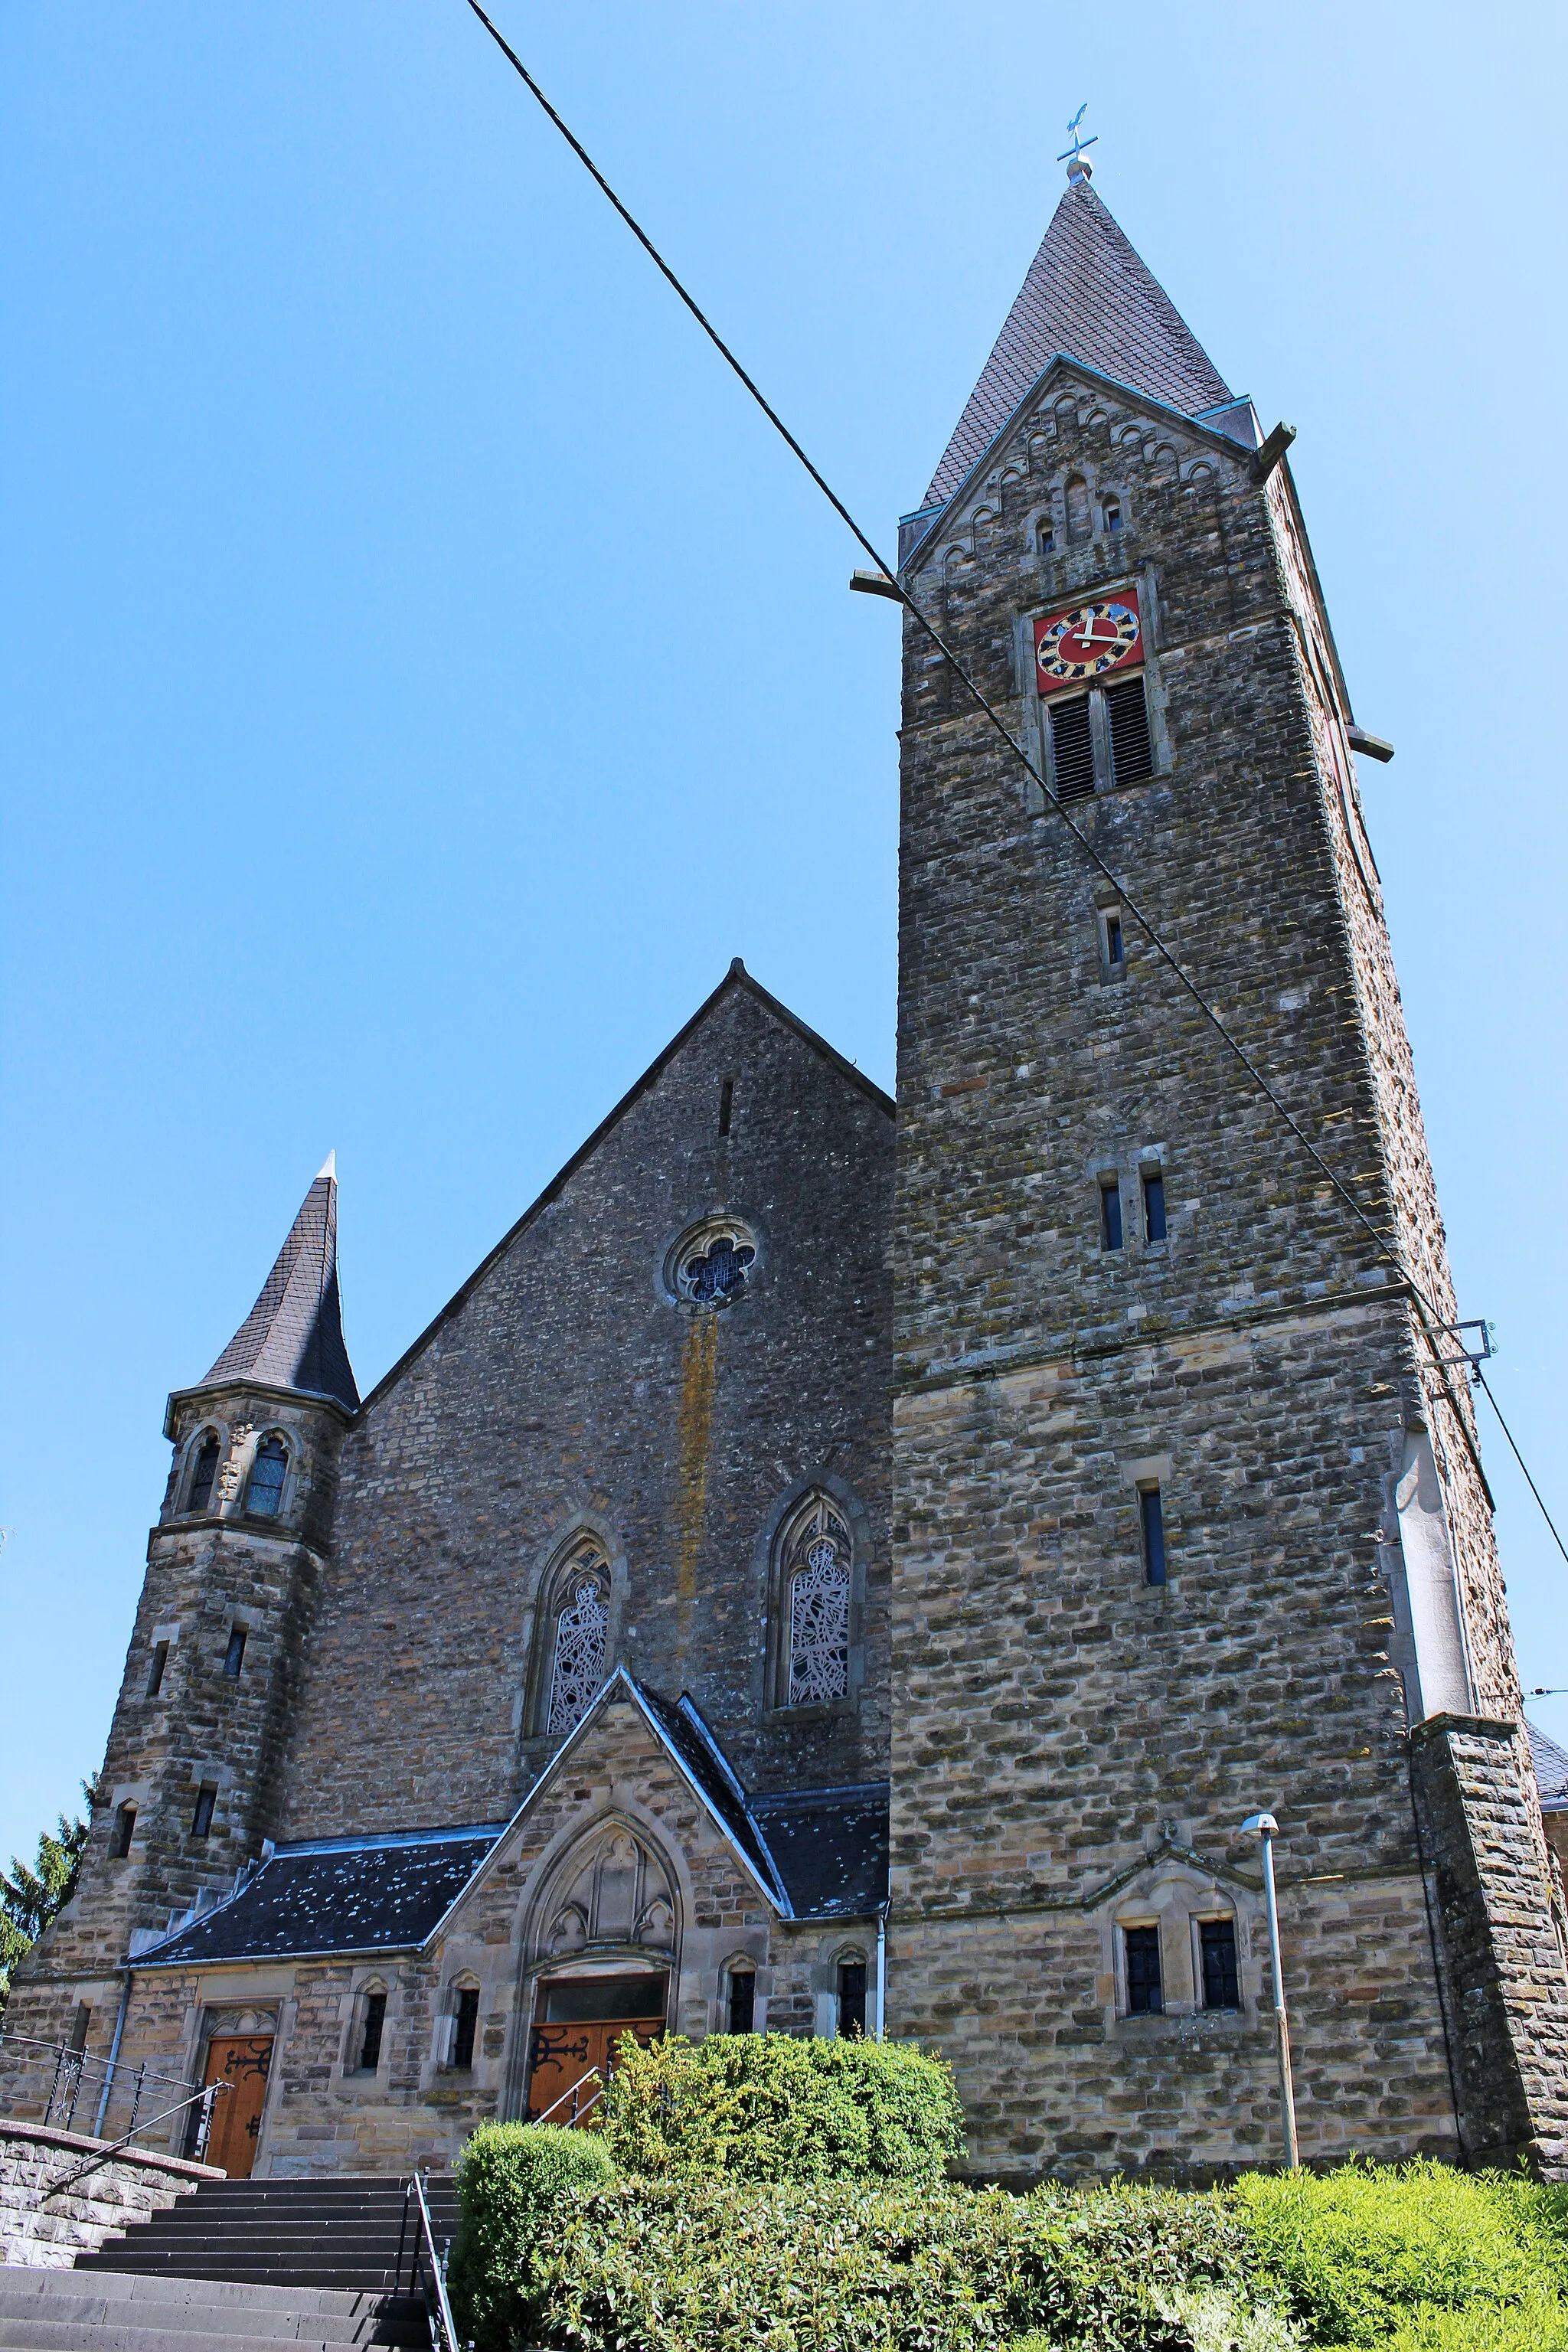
[{"left": 1058, "top": 103, "right": 1098, "bottom": 183}]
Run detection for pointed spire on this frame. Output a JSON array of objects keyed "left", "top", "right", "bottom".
[
  {"left": 920, "top": 178, "right": 1232, "bottom": 512},
  {"left": 201, "top": 1161, "right": 360, "bottom": 1412}
]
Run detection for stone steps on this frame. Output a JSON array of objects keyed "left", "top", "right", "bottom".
[{"left": 0, "top": 2266, "right": 429, "bottom": 2350}]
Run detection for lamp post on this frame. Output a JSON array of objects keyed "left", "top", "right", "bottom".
[{"left": 1242, "top": 1811, "right": 1299, "bottom": 2171}]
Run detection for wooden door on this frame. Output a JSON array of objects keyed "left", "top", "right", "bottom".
[
  {"left": 524, "top": 1975, "right": 665, "bottom": 2125},
  {"left": 201, "top": 2035, "right": 273, "bottom": 2177}
]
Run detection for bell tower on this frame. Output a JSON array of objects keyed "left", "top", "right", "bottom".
[
  {"left": 8, "top": 1159, "right": 358, "bottom": 2045},
  {"left": 887, "top": 149, "right": 1568, "bottom": 2177}
]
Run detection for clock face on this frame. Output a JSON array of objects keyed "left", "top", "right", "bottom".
[{"left": 1034, "top": 592, "right": 1142, "bottom": 694}]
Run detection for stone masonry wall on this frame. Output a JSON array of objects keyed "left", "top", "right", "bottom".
[
  {"left": 0, "top": 2121, "right": 217, "bottom": 2269},
  {"left": 278, "top": 978, "right": 894, "bottom": 1838},
  {"left": 884, "top": 365, "right": 1517, "bottom": 2172}
]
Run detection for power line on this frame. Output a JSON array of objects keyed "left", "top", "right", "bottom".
[{"left": 459, "top": 0, "right": 1565, "bottom": 1570}]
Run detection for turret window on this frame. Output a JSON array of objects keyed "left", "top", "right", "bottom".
[
  {"left": 186, "top": 1433, "right": 220, "bottom": 1515},
  {"left": 145, "top": 1642, "right": 170, "bottom": 1699},
  {"left": 110, "top": 1803, "right": 136, "bottom": 1859},
  {"left": 223, "top": 1627, "right": 247, "bottom": 1679},
  {"left": 246, "top": 1436, "right": 288, "bottom": 1518},
  {"left": 191, "top": 1783, "right": 217, "bottom": 1839}
]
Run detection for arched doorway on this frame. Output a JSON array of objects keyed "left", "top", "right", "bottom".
[{"left": 518, "top": 1820, "right": 677, "bottom": 2123}]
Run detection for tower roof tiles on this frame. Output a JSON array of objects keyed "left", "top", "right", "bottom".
[
  {"left": 922, "top": 177, "right": 1232, "bottom": 512},
  {"left": 201, "top": 1158, "right": 360, "bottom": 1412}
]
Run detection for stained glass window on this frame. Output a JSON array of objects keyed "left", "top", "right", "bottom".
[
  {"left": 547, "top": 1572, "right": 609, "bottom": 1736},
  {"left": 786, "top": 1500, "right": 851, "bottom": 1706},
  {"left": 187, "top": 1432, "right": 220, "bottom": 1514},
  {"left": 681, "top": 1234, "right": 756, "bottom": 1305},
  {"left": 247, "top": 1435, "right": 287, "bottom": 1517}
]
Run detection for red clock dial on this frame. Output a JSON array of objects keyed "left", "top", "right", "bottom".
[{"left": 1034, "top": 593, "right": 1142, "bottom": 694}]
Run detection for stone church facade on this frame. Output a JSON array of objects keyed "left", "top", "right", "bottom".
[{"left": 6, "top": 160, "right": 1567, "bottom": 2185}]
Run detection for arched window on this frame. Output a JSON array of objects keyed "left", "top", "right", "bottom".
[
  {"left": 545, "top": 1543, "right": 610, "bottom": 1736},
  {"left": 782, "top": 1494, "right": 851, "bottom": 1707},
  {"left": 246, "top": 1435, "right": 288, "bottom": 1519},
  {"left": 186, "top": 1432, "right": 220, "bottom": 1515}
]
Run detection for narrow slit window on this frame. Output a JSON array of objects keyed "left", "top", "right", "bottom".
[
  {"left": 1140, "top": 1485, "right": 1168, "bottom": 1587},
  {"left": 191, "top": 1784, "right": 217, "bottom": 1840},
  {"left": 1124, "top": 1926, "right": 1163, "bottom": 2014},
  {"left": 146, "top": 1641, "right": 169, "bottom": 1699},
  {"left": 1037, "top": 520, "right": 1056, "bottom": 557},
  {"left": 837, "top": 1959, "right": 867, "bottom": 2039},
  {"left": 1106, "top": 675, "right": 1155, "bottom": 785},
  {"left": 1100, "top": 1180, "right": 1123, "bottom": 1253},
  {"left": 1143, "top": 1171, "right": 1167, "bottom": 1243},
  {"left": 727, "top": 1968, "right": 756, "bottom": 2035},
  {"left": 452, "top": 1987, "right": 480, "bottom": 2069},
  {"left": 718, "top": 1078, "right": 733, "bottom": 1138},
  {"left": 1103, "top": 911, "right": 1124, "bottom": 968},
  {"left": 110, "top": 1803, "right": 136, "bottom": 1860},
  {"left": 187, "top": 1432, "right": 220, "bottom": 1515},
  {"left": 1200, "top": 1919, "right": 1240, "bottom": 2011},
  {"left": 1103, "top": 499, "right": 1123, "bottom": 532},
  {"left": 359, "top": 1991, "right": 387, "bottom": 2073},
  {"left": 246, "top": 1436, "right": 287, "bottom": 1519},
  {"left": 1050, "top": 695, "right": 1096, "bottom": 800},
  {"left": 223, "top": 1627, "right": 247, "bottom": 1679}
]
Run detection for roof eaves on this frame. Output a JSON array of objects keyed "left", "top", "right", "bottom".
[
  {"left": 900, "top": 355, "right": 1262, "bottom": 580},
  {"left": 359, "top": 965, "right": 891, "bottom": 1415}
]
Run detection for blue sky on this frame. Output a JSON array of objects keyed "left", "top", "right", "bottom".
[{"left": 2, "top": 1, "right": 1564, "bottom": 1870}]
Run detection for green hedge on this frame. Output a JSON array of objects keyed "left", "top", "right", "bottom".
[
  {"left": 449, "top": 2120, "right": 614, "bottom": 2350},
  {"left": 598, "top": 2030, "right": 966, "bottom": 2183},
  {"left": 1236, "top": 2161, "right": 1568, "bottom": 2347},
  {"left": 534, "top": 2174, "right": 1251, "bottom": 2352}
]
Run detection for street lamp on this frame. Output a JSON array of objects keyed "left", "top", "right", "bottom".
[{"left": 1242, "top": 1811, "right": 1299, "bottom": 2171}]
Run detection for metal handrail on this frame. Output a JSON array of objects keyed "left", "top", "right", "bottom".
[
  {"left": 0, "top": 2031, "right": 192, "bottom": 2139},
  {"left": 405, "top": 2171, "right": 460, "bottom": 2352},
  {"left": 529, "top": 2068, "right": 603, "bottom": 2128},
  {"left": 44, "top": 2080, "right": 228, "bottom": 2197}
]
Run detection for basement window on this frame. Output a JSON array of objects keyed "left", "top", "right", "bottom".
[
  {"left": 191, "top": 1784, "right": 217, "bottom": 1840},
  {"left": 110, "top": 1804, "right": 136, "bottom": 1860},
  {"left": 1099, "top": 1179, "right": 1124, "bottom": 1253},
  {"left": 451, "top": 1987, "right": 480, "bottom": 2070},
  {"left": 1200, "top": 1918, "right": 1240, "bottom": 2011},
  {"left": 837, "top": 1958, "right": 868, "bottom": 2039},
  {"left": 223, "top": 1627, "right": 247, "bottom": 1680},
  {"left": 727, "top": 1965, "right": 757, "bottom": 2035},
  {"left": 1139, "top": 1485, "right": 1168, "bottom": 1587},
  {"left": 359, "top": 1991, "right": 387, "bottom": 2073},
  {"left": 1124, "top": 1926, "right": 1163, "bottom": 2014}
]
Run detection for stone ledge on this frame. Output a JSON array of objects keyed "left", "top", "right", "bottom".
[{"left": 0, "top": 2118, "right": 222, "bottom": 2182}]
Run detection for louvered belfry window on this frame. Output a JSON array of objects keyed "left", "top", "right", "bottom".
[
  {"left": 1049, "top": 694, "right": 1096, "bottom": 799},
  {"left": 1106, "top": 675, "right": 1155, "bottom": 784}
]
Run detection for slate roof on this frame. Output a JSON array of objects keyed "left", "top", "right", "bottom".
[
  {"left": 1529, "top": 1720, "right": 1568, "bottom": 1809},
  {"left": 750, "top": 1784, "right": 889, "bottom": 1919},
  {"left": 921, "top": 177, "right": 1232, "bottom": 512},
  {"left": 136, "top": 1824, "right": 502, "bottom": 1966},
  {"left": 632, "top": 1683, "right": 790, "bottom": 1907},
  {"left": 201, "top": 1158, "right": 360, "bottom": 1412}
]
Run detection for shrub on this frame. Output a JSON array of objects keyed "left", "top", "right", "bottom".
[
  {"left": 598, "top": 2030, "right": 966, "bottom": 2184},
  {"left": 534, "top": 2173, "right": 1253, "bottom": 2352},
  {"left": 1234, "top": 2161, "right": 1563, "bottom": 2347},
  {"left": 449, "top": 2119, "right": 615, "bottom": 2350}
]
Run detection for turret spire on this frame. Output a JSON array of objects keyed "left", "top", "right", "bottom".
[
  {"left": 201, "top": 1160, "right": 359, "bottom": 1412},
  {"left": 920, "top": 172, "right": 1233, "bottom": 512}
]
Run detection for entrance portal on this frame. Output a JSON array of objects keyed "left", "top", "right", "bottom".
[
  {"left": 524, "top": 1974, "right": 666, "bottom": 2124},
  {"left": 198, "top": 2035, "right": 273, "bottom": 2177}
]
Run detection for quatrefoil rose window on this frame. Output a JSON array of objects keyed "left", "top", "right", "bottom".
[{"left": 667, "top": 1219, "right": 757, "bottom": 1308}]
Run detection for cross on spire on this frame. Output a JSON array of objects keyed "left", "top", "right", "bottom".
[{"left": 1057, "top": 103, "right": 1098, "bottom": 183}]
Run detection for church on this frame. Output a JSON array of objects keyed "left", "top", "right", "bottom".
[{"left": 7, "top": 149, "right": 1568, "bottom": 2187}]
